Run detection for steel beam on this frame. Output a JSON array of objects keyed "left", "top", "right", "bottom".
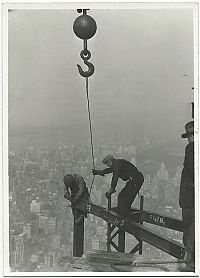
[
  {"left": 73, "top": 200, "right": 185, "bottom": 259},
  {"left": 130, "top": 243, "right": 140, "bottom": 254},
  {"left": 141, "top": 210, "right": 183, "bottom": 232},
  {"left": 122, "top": 220, "right": 184, "bottom": 259},
  {"left": 118, "top": 229, "right": 125, "bottom": 253},
  {"left": 107, "top": 196, "right": 112, "bottom": 251},
  {"left": 109, "top": 229, "right": 119, "bottom": 241},
  {"left": 73, "top": 209, "right": 84, "bottom": 257},
  {"left": 110, "top": 240, "right": 120, "bottom": 252}
]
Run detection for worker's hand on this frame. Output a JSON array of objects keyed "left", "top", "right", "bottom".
[
  {"left": 64, "top": 193, "right": 72, "bottom": 202},
  {"left": 105, "top": 189, "right": 116, "bottom": 198}
]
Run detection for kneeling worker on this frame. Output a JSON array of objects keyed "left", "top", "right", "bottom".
[
  {"left": 63, "top": 174, "right": 90, "bottom": 223},
  {"left": 92, "top": 155, "right": 144, "bottom": 215}
]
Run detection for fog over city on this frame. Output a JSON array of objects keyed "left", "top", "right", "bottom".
[{"left": 8, "top": 7, "right": 193, "bottom": 147}]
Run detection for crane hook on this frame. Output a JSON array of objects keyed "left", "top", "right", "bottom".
[{"left": 77, "top": 49, "right": 95, "bottom": 78}]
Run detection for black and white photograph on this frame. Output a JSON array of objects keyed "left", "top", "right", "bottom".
[{"left": 2, "top": 2, "right": 199, "bottom": 276}]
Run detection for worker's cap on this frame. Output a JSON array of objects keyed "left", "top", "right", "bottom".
[
  {"left": 63, "top": 174, "right": 73, "bottom": 186},
  {"left": 102, "top": 154, "right": 114, "bottom": 164},
  {"left": 181, "top": 121, "right": 194, "bottom": 138}
]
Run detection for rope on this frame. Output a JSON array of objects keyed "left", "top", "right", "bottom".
[{"left": 85, "top": 77, "right": 96, "bottom": 194}]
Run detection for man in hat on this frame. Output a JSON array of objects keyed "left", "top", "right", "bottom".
[
  {"left": 92, "top": 155, "right": 144, "bottom": 215},
  {"left": 63, "top": 174, "right": 90, "bottom": 223},
  {"left": 179, "top": 121, "right": 195, "bottom": 271}
]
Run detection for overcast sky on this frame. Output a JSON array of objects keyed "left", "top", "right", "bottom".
[{"left": 8, "top": 5, "right": 195, "bottom": 143}]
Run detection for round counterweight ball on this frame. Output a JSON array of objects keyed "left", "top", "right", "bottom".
[{"left": 73, "top": 15, "right": 97, "bottom": 40}]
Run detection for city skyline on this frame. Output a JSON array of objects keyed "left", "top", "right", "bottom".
[{"left": 8, "top": 140, "right": 184, "bottom": 272}]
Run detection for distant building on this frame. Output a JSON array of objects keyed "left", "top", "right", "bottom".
[
  {"left": 49, "top": 217, "right": 56, "bottom": 234},
  {"left": 30, "top": 200, "right": 41, "bottom": 213},
  {"left": 44, "top": 253, "right": 53, "bottom": 268},
  {"left": 13, "top": 233, "right": 25, "bottom": 266},
  {"left": 92, "top": 235, "right": 100, "bottom": 250},
  {"left": 23, "top": 223, "right": 32, "bottom": 239},
  {"left": 52, "top": 234, "right": 61, "bottom": 250},
  {"left": 80, "top": 166, "right": 88, "bottom": 178},
  {"left": 157, "top": 163, "right": 168, "bottom": 181},
  {"left": 16, "top": 170, "right": 23, "bottom": 179},
  {"left": 38, "top": 215, "right": 49, "bottom": 234}
]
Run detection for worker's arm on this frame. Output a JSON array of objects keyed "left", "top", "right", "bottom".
[
  {"left": 92, "top": 167, "right": 112, "bottom": 176},
  {"left": 102, "top": 168, "right": 113, "bottom": 174},
  {"left": 105, "top": 162, "right": 120, "bottom": 197},
  {"left": 64, "top": 188, "right": 73, "bottom": 202},
  {"left": 110, "top": 161, "right": 120, "bottom": 191},
  {"left": 184, "top": 143, "right": 194, "bottom": 181}
]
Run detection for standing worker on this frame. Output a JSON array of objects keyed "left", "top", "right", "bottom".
[
  {"left": 63, "top": 174, "right": 90, "bottom": 223},
  {"left": 179, "top": 121, "right": 195, "bottom": 272},
  {"left": 92, "top": 155, "right": 144, "bottom": 215}
]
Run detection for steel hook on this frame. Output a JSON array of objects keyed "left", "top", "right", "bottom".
[
  {"left": 77, "top": 49, "right": 95, "bottom": 77},
  {"left": 77, "top": 61, "right": 95, "bottom": 78}
]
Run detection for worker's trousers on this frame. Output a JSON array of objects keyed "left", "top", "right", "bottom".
[
  {"left": 182, "top": 208, "right": 195, "bottom": 269},
  {"left": 117, "top": 172, "right": 144, "bottom": 215},
  {"left": 72, "top": 188, "right": 90, "bottom": 218}
]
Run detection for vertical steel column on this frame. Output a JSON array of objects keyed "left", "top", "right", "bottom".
[
  {"left": 118, "top": 229, "right": 126, "bottom": 253},
  {"left": 139, "top": 195, "right": 144, "bottom": 255},
  {"left": 73, "top": 209, "right": 84, "bottom": 257},
  {"left": 107, "top": 196, "right": 112, "bottom": 251}
]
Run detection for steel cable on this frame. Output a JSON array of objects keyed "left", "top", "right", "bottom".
[{"left": 85, "top": 77, "right": 96, "bottom": 194}]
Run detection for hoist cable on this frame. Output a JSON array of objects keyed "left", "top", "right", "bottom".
[{"left": 85, "top": 77, "right": 96, "bottom": 194}]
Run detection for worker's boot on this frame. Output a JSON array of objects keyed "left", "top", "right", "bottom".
[
  {"left": 179, "top": 263, "right": 195, "bottom": 272},
  {"left": 179, "top": 249, "right": 195, "bottom": 272}
]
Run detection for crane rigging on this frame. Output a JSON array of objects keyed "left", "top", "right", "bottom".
[{"left": 73, "top": 9, "right": 97, "bottom": 194}]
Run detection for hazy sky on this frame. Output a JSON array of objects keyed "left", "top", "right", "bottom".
[{"left": 8, "top": 5, "right": 195, "bottom": 142}]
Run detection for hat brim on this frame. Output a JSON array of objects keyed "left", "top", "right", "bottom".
[{"left": 181, "top": 132, "right": 194, "bottom": 138}]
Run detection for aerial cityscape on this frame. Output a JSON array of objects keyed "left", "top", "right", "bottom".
[
  {"left": 9, "top": 136, "right": 184, "bottom": 272},
  {"left": 7, "top": 5, "right": 194, "bottom": 273}
]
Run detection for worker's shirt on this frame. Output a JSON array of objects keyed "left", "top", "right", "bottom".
[
  {"left": 68, "top": 174, "right": 87, "bottom": 199},
  {"left": 101, "top": 159, "right": 141, "bottom": 190},
  {"left": 179, "top": 142, "right": 194, "bottom": 208}
]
